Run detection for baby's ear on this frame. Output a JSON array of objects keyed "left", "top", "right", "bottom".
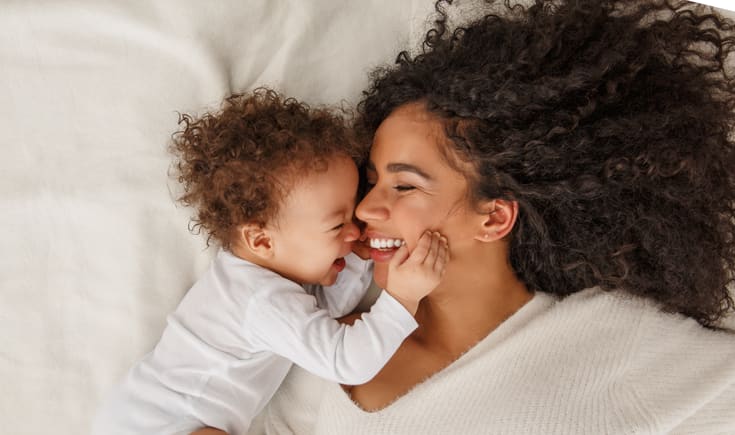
[{"left": 236, "top": 223, "right": 273, "bottom": 259}]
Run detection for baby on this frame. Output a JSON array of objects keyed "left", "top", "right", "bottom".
[{"left": 93, "top": 89, "right": 447, "bottom": 435}]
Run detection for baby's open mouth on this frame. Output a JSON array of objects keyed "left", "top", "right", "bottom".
[
  {"left": 369, "top": 238, "right": 405, "bottom": 250},
  {"left": 332, "top": 257, "right": 346, "bottom": 271}
]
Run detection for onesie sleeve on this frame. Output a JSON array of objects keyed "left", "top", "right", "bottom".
[
  {"left": 306, "top": 253, "right": 373, "bottom": 318},
  {"left": 245, "top": 284, "right": 418, "bottom": 385}
]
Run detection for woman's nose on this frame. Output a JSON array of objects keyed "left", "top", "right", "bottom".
[{"left": 355, "top": 187, "right": 388, "bottom": 222}]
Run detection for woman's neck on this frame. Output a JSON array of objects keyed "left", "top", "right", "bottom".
[{"left": 412, "top": 245, "right": 533, "bottom": 356}]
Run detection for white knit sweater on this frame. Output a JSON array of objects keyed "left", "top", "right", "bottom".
[{"left": 250, "top": 288, "right": 735, "bottom": 434}]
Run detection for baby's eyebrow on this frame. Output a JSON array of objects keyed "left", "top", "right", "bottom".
[
  {"left": 321, "top": 211, "right": 344, "bottom": 232},
  {"left": 325, "top": 209, "right": 343, "bottom": 220}
]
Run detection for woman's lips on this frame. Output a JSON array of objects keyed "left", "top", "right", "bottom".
[
  {"left": 369, "top": 248, "right": 398, "bottom": 262},
  {"left": 368, "top": 238, "right": 405, "bottom": 249},
  {"left": 366, "top": 237, "right": 405, "bottom": 263}
]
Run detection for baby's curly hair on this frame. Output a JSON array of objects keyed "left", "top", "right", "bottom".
[
  {"left": 170, "top": 88, "right": 364, "bottom": 250},
  {"left": 358, "top": 0, "right": 735, "bottom": 326}
]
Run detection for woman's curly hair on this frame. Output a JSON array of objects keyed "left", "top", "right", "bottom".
[
  {"left": 170, "top": 88, "right": 364, "bottom": 250},
  {"left": 357, "top": 0, "right": 735, "bottom": 326}
]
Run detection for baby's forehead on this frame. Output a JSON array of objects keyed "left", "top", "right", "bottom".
[
  {"left": 273, "top": 157, "right": 358, "bottom": 217},
  {"left": 275, "top": 154, "right": 357, "bottom": 188}
]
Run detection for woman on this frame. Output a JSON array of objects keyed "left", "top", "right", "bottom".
[{"left": 205, "top": 0, "right": 735, "bottom": 433}]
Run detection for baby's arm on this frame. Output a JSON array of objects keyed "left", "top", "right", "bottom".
[
  {"left": 246, "top": 232, "right": 447, "bottom": 385},
  {"left": 246, "top": 288, "right": 414, "bottom": 385}
]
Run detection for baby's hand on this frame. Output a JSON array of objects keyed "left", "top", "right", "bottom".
[{"left": 385, "top": 231, "right": 448, "bottom": 315}]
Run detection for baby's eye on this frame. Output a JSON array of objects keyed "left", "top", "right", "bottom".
[
  {"left": 393, "top": 185, "right": 415, "bottom": 192},
  {"left": 331, "top": 223, "right": 345, "bottom": 232}
]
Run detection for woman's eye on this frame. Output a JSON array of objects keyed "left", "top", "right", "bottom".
[{"left": 393, "top": 185, "right": 415, "bottom": 192}]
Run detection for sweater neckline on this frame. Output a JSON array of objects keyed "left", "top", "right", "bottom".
[{"left": 332, "top": 291, "right": 558, "bottom": 415}]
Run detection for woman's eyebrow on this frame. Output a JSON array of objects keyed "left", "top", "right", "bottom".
[{"left": 366, "top": 161, "right": 433, "bottom": 180}]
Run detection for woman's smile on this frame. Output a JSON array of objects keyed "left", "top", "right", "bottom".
[
  {"left": 364, "top": 233, "right": 405, "bottom": 262},
  {"left": 368, "top": 238, "right": 405, "bottom": 249}
]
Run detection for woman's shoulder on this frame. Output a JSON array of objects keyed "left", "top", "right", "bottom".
[
  {"left": 554, "top": 287, "right": 733, "bottom": 332},
  {"left": 601, "top": 286, "right": 729, "bottom": 325},
  {"left": 471, "top": 288, "right": 735, "bottom": 431},
  {"left": 533, "top": 287, "right": 735, "bottom": 390},
  {"left": 554, "top": 288, "right": 735, "bottom": 431},
  {"left": 549, "top": 287, "right": 735, "bottom": 359}
]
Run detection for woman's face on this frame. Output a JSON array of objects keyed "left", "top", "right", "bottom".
[{"left": 356, "top": 103, "right": 481, "bottom": 288}]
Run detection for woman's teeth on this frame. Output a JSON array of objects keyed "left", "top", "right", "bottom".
[{"left": 369, "top": 238, "right": 405, "bottom": 249}]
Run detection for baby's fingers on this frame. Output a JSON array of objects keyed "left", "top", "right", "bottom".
[
  {"left": 433, "top": 236, "right": 449, "bottom": 273},
  {"left": 407, "top": 231, "right": 433, "bottom": 265},
  {"left": 388, "top": 243, "right": 409, "bottom": 269},
  {"left": 421, "top": 231, "right": 441, "bottom": 265},
  {"left": 422, "top": 232, "right": 446, "bottom": 267}
]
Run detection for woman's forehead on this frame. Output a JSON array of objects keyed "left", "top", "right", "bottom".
[
  {"left": 372, "top": 104, "right": 444, "bottom": 157},
  {"left": 371, "top": 103, "right": 474, "bottom": 178},
  {"left": 378, "top": 102, "right": 438, "bottom": 130}
]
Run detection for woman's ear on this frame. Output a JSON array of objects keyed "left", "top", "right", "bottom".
[
  {"left": 474, "top": 199, "right": 518, "bottom": 242},
  {"left": 235, "top": 223, "right": 274, "bottom": 259}
]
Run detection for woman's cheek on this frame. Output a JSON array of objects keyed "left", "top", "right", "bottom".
[{"left": 404, "top": 227, "right": 434, "bottom": 252}]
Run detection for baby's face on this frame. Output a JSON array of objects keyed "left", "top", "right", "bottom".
[{"left": 266, "top": 155, "right": 360, "bottom": 286}]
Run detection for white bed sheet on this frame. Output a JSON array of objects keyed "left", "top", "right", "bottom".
[{"left": 0, "top": 1, "right": 732, "bottom": 434}]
